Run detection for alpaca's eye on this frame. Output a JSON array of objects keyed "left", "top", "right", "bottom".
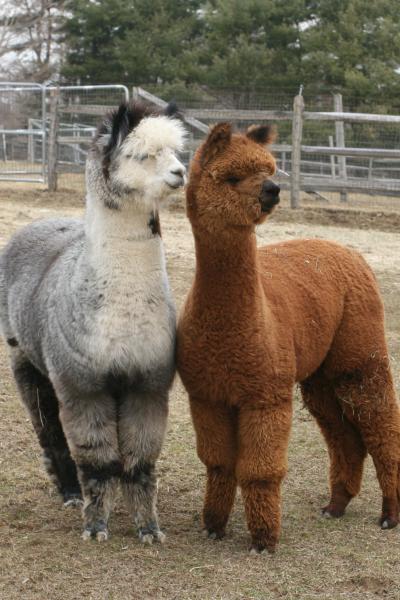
[
  {"left": 226, "top": 176, "right": 240, "bottom": 185},
  {"left": 139, "top": 154, "right": 149, "bottom": 161}
]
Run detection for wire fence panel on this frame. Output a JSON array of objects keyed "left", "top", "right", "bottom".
[
  {"left": 46, "top": 85, "right": 129, "bottom": 189},
  {"left": 0, "top": 83, "right": 398, "bottom": 212},
  {"left": 0, "top": 83, "right": 46, "bottom": 183}
]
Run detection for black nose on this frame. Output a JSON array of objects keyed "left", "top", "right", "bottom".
[
  {"left": 262, "top": 180, "right": 280, "bottom": 196},
  {"left": 260, "top": 180, "right": 280, "bottom": 212},
  {"left": 171, "top": 167, "right": 185, "bottom": 178}
]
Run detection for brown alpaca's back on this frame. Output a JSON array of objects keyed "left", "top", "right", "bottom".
[
  {"left": 177, "top": 122, "right": 400, "bottom": 554},
  {"left": 256, "top": 238, "right": 385, "bottom": 382}
]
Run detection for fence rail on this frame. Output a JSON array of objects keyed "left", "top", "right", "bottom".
[{"left": 0, "top": 83, "right": 399, "bottom": 209}]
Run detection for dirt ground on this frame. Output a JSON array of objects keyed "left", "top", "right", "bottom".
[{"left": 0, "top": 185, "right": 400, "bottom": 600}]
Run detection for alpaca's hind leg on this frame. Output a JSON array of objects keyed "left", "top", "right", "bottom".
[
  {"left": 301, "top": 371, "right": 367, "bottom": 518},
  {"left": 236, "top": 391, "right": 292, "bottom": 554},
  {"left": 11, "top": 352, "right": 81, "bottom": 505},
  {"left": 118, "top": 392, "right": 168, "bottom": 544},
  {"left": 56, "top": 389, "right": 120, "bottom": 541},
  {"left": 190, "top": 396, "right": 237, "bottom": 539},
  {"left": 334, "top": 366, "right": 400, "bottom": 529}
]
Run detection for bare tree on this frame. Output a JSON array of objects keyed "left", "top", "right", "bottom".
[{"left": 0, "top": 0, "right": 67, "bottom": 82}]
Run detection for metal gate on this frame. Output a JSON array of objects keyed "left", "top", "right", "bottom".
[
  {"left": 0, "top": 84, "right": 129, "bottom": 184},
  {"left": 0, "top": 82, "right": 46, "bottom": 183}
]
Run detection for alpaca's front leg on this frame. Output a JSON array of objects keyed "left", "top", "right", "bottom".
[
  {"left": 190, "top": 396, "right": 237, "bottom": 539},
  {"left": 119, "top": 392, "right": 168, "bottom": 544},
  {"left": 57, "top": 390, "right": 120, "bottom": 541},
  {"left": 236, "top": 394, "right": 292, "bottom": 554}
]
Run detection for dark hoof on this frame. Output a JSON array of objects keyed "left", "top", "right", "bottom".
[
  {"left": 63, "top": 491, "right": 83, "bottom": 508},
  {"left": 202, "top": 528, "right": 225, "bottom": 540},
  {"left": 380, "top": 516, "right": 399, "bottom": 530},
  {"left": 249, "top": 529, "right": 277, "bottom": 555},
  {"left": 321, "top": 505, "right": 345, "bottom": 519},
  {"left": 249, "top": 542, "right": 275, "bottom": 555}
]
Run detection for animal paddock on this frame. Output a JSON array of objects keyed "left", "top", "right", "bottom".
[{"left": 0, "top": 184, "right": 400, "bottom": 600}]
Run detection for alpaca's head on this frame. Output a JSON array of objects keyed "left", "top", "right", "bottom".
[
  {"left": 187, "top": 123, "right": 279, "bottom": 233},
  {"left": 91, "top": 102, "right": 187, "bottom": 210}
]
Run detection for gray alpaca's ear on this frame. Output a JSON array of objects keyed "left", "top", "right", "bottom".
[
  {"left": 165, "top": 101, "right": 180, "bottom": 117},
  {"left": 200, "top": 122, "right": 232, "bottom": 166},
  {"left": 246, "top": 124, "right": 277, "bottom": 145}
]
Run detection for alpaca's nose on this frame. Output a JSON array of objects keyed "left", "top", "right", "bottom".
[
  {"left": 170, "top": 166, "right": 186, "bottom": 178},
  {"left": 262, "top": 180, "right": 280, "bottom": 196},
  {"left": 260, "top": 180, "right": 280, "bottom": 212}
]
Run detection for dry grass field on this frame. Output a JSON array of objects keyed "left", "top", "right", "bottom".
[{"left": 0, "top": 184, "right": 399, "bottom": 600}]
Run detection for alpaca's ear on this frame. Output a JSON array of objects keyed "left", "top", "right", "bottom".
[
  {"left": 200, "top": 122, "right": 232, "bottom": 166},
  {"left": 165, "top": 100, "right": 180, "bottom": 117},
  {"left": 246, "top": 124, "right": 277, "bottom": 146}
]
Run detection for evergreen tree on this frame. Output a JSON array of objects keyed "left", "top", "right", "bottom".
[
  {"left": 61, "top": 0, "right": 400, "bottom": 111},
  {"left": 62, "top": 0, "right": 203, "bottom": 85},
  {"left": 302, "top": 0, "right": 400, "bottom": 109},
  {"left": 200, "top": 0, "right": 310, "bottom": 90}
]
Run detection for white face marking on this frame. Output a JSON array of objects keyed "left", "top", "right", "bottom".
[{"left": 112, "top": 116, "right": 187, "bottom": 205}]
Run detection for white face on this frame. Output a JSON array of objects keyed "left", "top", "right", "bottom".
[{"left": 111, "top": 115, "right": 186, "bottom": 206}]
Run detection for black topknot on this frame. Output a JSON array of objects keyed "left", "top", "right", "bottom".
[
  {"left": 96, "top": 101, "right": 155, "bottom": 179},
  {"left": 95, "top": 100, "right": 182, "bottom": 180}
]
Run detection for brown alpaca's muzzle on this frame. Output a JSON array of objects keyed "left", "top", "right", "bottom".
[{"left": 260, "top": 180, "right": 280, "bottom": 212}]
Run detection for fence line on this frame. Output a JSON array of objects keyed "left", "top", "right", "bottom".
[{"left": 0, "top": 83, "right": 399, "bottom": 208}]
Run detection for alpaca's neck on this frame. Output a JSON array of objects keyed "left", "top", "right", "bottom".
[
  {"left": 193, "top": 229, "right": 262, "bottom": 307},
  {"left": 84, "top": 191, "right": 164, "bottom": 277}
]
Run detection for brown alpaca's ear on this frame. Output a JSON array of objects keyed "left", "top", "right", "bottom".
[
  {"left": 200, "top": 122, "right": 232, "bottom": 166},
  {"left": 246, "top": 124, "right": 277, "bottom": 146}
]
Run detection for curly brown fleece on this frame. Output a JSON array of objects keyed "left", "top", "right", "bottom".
[{"left": 177, "top": 123, "right": 400, "bottom": 554}]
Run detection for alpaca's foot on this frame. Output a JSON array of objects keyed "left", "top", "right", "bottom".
[
  {"left": 138, "top": 524, "right": 166, "bottom": 545},
  {"left": 380, "top": 497, "right": 399, "bottom": 530},
  {"left": 81, "top": 520, "right": 109, "bottom": 542},
  {"left": 321, "top": 483, "right": 352, "bottom": 519},
  {"left": 380, "top": 516, "right": 398, "bottom": 529},
  {"left": 321, "top": 504, "right": 346, "bottom": 519},
  {"left": 63, "top": 489, "right": 83, "bottom": 508},
  {"left": 249, "top": 530, "right": 277, "bottom": 555},
  {"left": 202, "top": 527, "right": 225, "bottom": 540},
  {"left": 249, "top": 546, "right": 271, "bottom": 556}
]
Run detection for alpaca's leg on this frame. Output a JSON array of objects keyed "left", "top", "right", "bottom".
[
  {"left": 301, "top": 371, "right": 367, "bottom": 518},
  {"left": 334, "top": 366, "right": 400, "bottom": 529},
  {"left": 236, "top": 392, "right": 292, "bottom": 554},
  {"left": 190, "top": 396, "right": 237, "bottom": 539},
  {"left": 118, "top": 392, "right": 168, "bottom": 544},
  {"left": 57, "top": 389, "right": 120, "bottom": 541},
  {"left": 11, "top": 352, "right": 81, "bottom": 505}
]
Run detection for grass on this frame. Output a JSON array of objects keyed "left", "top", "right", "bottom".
[{"left": 0, "top": 188, "right": 400, "bottom": 600}]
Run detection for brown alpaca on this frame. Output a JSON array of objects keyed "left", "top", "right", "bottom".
[{"left": 177, "top": 123, "right": 400, "bottom": 554}]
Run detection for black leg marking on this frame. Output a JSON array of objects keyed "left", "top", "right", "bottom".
[
  {"left": 78, "top": 460, "right": 122, "bottom": 482},
  {"left": 11, "top": 356, "right": 81, "bottom": 503},
  {"left": 77, "top": 463, "right": 120, "bottom": 541}
]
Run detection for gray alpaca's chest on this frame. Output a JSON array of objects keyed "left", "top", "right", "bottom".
[{"left": 45, "top": 237, "right": 176, "bottom": 388}]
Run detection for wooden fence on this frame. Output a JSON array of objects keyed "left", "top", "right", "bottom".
[{"left": 47, "top": 86, "right": 400, "bottom": 207}]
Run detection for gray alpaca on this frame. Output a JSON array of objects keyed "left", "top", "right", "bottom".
[{"left": 0, "top": 102, "right": 186, "bottom": 542}]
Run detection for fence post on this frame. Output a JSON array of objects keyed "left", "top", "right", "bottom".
[
  {"left": 334, "top": 93, "right": 348, "bottom": 202},
  {"left": 328, "top": 135, "right": 336, "bottom": 179},
  {"left": 28, "top": 118, "right": 34, "bottom": 164},
  {"left": 132, "top": 87, "right": 139, "bottom": 101},
  {"left": 47, "top": 87, "right": 59, "bottom": 192},
  {"left": 290, "top": 93, "right": 304, "bottom": 209}
]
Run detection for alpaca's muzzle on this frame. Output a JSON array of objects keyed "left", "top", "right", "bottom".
[{"left": 260, "top": 180, "right": 280, "bottom": 212}]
